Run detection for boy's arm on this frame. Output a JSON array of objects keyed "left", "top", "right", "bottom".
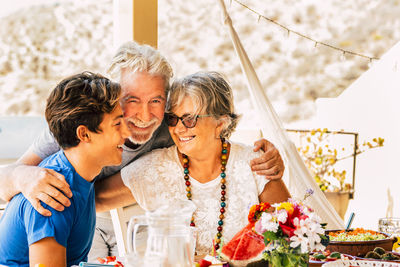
[
  {"left": 29, "top": 237, "right": 66, "bottom": 267},
  {"left": 0, "top": 147, "right": 72, "bottom": 216},
  {"left": 95, "top": 171, "right": 136, "bottom": 212}
]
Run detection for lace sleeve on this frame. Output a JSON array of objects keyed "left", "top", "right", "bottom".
[
  {"left": 120, "top": 151, "right": 160, "bottom": 210},
  {"left": 235, "top": 143, "right": 269, "bottom": 196},
  {"left": 120, "top": 147, "right": 178, "bottom": 211}
]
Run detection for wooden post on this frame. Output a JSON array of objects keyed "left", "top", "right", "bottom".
[{"left": 132, "top": 0, "right": 158, "bottom": 48}]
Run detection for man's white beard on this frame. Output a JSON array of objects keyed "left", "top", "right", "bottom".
[
  {"left": 126, "top": 117, "right": 160, "bottom": 145},
  {"left": 128, "top": 133, "right": 153, "bottom": 145}
]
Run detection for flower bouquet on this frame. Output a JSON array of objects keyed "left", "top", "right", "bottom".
[{"left": 251, "top": 196, "right": 327, "bottom": 267}]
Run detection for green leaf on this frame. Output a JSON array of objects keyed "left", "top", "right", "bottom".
[{"left": 263, "top": 231, "right": 279, "bottom": 244}]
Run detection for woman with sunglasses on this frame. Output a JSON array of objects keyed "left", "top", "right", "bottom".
[{"left": 121, "top": 71, "right": 291, "bottom": 255}]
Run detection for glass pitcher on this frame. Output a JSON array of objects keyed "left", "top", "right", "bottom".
[{"left": 126, "top": 199, "right": 196, "bottom": 267}]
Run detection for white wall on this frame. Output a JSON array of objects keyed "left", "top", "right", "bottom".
[{"left": 288, "top": 41, "right": 400, "bottom": 230}]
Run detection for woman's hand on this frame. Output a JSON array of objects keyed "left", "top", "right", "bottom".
[{"left": 250, "top": 139, "right": 284, "bottom": 180}]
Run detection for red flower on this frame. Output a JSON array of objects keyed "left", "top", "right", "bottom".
[
  {"left": 278, "top": 205, "right": 304, "bottom": 237},
  {"left": 279, "top": 223, "right": 296, "bottom": 237},
  {"left": 248, "top": 202, "right": 271, "bottom": 223}
]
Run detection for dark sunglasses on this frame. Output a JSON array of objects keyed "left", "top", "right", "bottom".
[{"left": 165, "top": 113, "right": 211, "bottom": 128}]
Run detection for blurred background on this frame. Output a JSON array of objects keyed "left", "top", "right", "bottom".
[{"left": 1, "top": 0, "right": 399, "bottom": 123}]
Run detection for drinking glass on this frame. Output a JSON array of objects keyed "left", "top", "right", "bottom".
[
  {"left": 378, "top": 217, "right": 400, "bottom": 235},
  {"left": 378, "top": 217, "right": 400, "bottom": 252}
]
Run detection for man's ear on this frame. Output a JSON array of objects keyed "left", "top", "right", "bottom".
[{"left": 76, "top": 125, "right": 90, "bottom": 142}]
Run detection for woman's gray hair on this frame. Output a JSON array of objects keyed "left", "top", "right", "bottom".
[
  {"left": 108, "top": 41, "right": 173, "bottom": 92},
  {"left": 167, "top": 71, "right": 240, "bottom": 139}
]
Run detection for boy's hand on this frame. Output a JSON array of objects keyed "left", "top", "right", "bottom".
[
  {"left": 16, "top": 165, "right": 72, "bottom": 216},
  {"left": 250, "top": 139, "right": 284, "bottom": 180}
]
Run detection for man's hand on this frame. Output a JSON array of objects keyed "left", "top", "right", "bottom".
[
  {"left": 250, "top": 139, "right": 284, "bottom": 180},
  {"left": 15, "top": 165, "right": 72, "bottom": 216}
]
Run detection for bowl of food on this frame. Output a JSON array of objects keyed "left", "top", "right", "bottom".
[
  {"left": 325, "top": 228, "right": 395, "bottom": 257},
  {"left": 355, "top": 247, "right": 400, "bottom": 262}
]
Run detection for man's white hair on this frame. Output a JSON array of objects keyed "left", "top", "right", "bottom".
[{"left": 108, "top": 41, "right": 173, "bottom": 91}]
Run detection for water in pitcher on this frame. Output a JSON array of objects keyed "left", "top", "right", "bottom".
[{"left": 126, "top": 199, "right": 197, "bottom": 267}]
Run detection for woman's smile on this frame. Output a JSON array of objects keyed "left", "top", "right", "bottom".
[{"left": 178, "top": 135, "right": 195, "bottom": 142}]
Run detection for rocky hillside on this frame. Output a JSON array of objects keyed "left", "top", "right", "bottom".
[{"left": 1, "top": 0, "right": 399, "bottom": 123}]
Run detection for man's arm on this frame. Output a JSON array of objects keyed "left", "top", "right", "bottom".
[
  {"left": 250, "top": 139, "right": 285, "bottom": 180},
  {"left": 0, "top": 147, "right": 72, "bottom": 216},
  {"left": 95, "top": 171, "right": 136, "bottom": 212},
  {"left": 29, "top": 237, "right": 66, "bottom": 267}
]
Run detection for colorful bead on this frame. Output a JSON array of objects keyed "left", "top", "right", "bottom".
[{"left": 182, "top": 141, "right": 229, "bottom": 252}]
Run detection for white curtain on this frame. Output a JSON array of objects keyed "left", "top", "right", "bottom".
[{"left": 217, "top": 0, "right": 344, "bottom": 229}]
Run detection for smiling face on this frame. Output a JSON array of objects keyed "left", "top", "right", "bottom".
[
  {"left": 120, "top": 70, "right": 166, "bottom": 144},
  {"left": 89, "top": 103, "right": 130, "bottom": 167},
  {"left": 168, "top": 96, "right": 223, "bottom": 158}
]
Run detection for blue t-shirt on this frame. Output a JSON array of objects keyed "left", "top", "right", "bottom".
[{"left": 0, "top": 151, "right": 96, "bottom": 267}]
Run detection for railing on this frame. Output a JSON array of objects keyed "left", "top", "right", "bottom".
[{"left": 287, "top": 129, "right": 358, "bottom": 199}]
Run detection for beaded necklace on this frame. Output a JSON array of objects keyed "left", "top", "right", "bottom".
[{"left": 182, "top": 138, "right": 228, "bottom": 251}]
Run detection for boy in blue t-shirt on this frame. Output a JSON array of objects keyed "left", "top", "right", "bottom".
[{"left": 0, "top": 72, "right": 130, "bottom": 267}]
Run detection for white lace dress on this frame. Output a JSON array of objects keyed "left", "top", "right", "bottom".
[{"left": 121, "top": 142, "right": 268, "bottom": 255}]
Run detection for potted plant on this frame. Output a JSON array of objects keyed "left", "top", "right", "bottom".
[{"left": 290, "top": 128, "right": 384, "bottom": 219}]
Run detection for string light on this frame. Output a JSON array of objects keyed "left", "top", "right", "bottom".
[
  {"left": 232, "top": 0, "right": 380, "bottom": 62},
  {"left": 368, "top": 58, "right": 374, "bottom": 68},
  {"left": 340, "top": 51, "right": 346, "bottom": 61}
]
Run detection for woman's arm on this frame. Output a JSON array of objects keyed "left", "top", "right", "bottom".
[
  {"left": 258, "top": 179, "right": 291, "bottom": 204},
  {"left": 95, "top": 171, "right": 136, "bottom": 212},
  {"left": 29, "top": 237, "right": 66, "bottom": 267}
]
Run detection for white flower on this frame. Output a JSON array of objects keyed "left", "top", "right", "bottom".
[
  {"left": 260, "top": 212, "right": 279, "bottom": 233},
  {"left": 276, "top": 209, "right": 288, "bottom": 223},
  {"left": 290, "top": 234, "right": 309, "bottom": 253}
]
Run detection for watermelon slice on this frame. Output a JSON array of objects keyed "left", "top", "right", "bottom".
[{"left": 221, "top": 223, "right": 265, "bottom": 266}]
